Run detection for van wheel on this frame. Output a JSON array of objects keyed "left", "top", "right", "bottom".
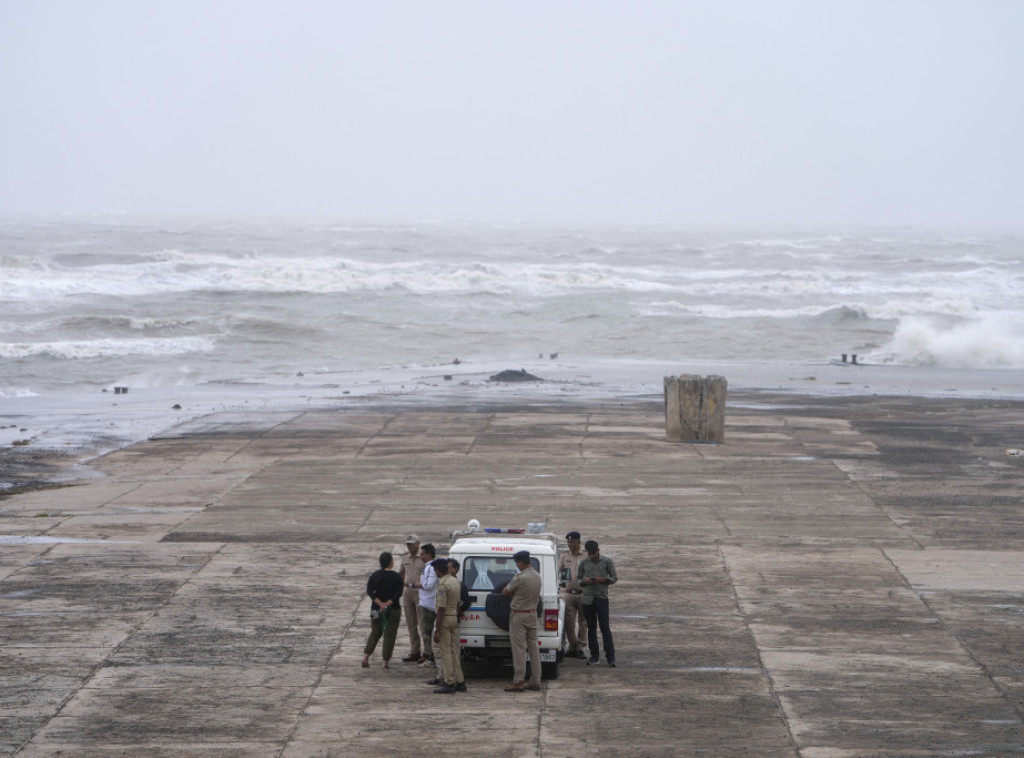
[
  {"left": 484, "top": 593, "right": 512, "bottom": 631},
  {"left": 542, "top": 661, "right": 559, "bottom": 680}
]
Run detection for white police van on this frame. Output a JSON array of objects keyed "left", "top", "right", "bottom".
[{"left": 449, "top": 519, "right": 566, "bottom": 678}]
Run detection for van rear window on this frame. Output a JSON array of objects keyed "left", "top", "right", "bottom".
[{"left": 462, "top": 556, "right": 540, "bottom": 592}]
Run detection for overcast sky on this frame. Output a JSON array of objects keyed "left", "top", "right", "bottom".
[{"left": 2, "top": 1, "right": 1022, "bottom": 227}]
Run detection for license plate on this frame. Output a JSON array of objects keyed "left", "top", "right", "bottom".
[{"left": 540, "top": 650, "right": 556, "bottom": 662}]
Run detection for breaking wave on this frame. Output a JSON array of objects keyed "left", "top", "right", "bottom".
[
  {"left": 0, "top": 336, "right": 218, "bottom": 360},
  {"left": 875, "top": 314, "right": 1024, "bottom": 368}
]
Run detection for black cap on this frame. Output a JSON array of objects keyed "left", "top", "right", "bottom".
[
  {"left": 565, "top": 530, "right": 581, "bottom": 539},
  {"left": 513, "top": 550, "right": 531, "bottom": 563}
]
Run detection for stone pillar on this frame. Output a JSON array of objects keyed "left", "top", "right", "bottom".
[{"left": 664, "top": 374, "right": 727, "bottom": 443}]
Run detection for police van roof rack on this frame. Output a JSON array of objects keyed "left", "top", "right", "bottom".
[{"left": 450, "top": 518, "right": 558, "bottom": 545}]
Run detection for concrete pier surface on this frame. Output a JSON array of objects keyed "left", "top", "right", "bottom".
[{"left": 2, "top": 392, "right": 1024, "bottom": 757}]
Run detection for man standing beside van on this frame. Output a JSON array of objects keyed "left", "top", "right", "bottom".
[
  {"left": 502, "top": 550, "right": 543, "bottom": 692},
  {"left": 433, "top": 558, "right": 466, "bottom": 693},
  {"left": 559, "top": 530, "right": 588, "bottom": 658},
  {"left": 579, "top": 539, "right": 617, "bottom": 667},
  {"left": 415, "top": 543, "right": 438, "bottom": 669}
]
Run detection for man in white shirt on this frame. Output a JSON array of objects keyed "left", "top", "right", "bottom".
[{"left": 415, "top": 543, "right": 439, "bottom": 668}]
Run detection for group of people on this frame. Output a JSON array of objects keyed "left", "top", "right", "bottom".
[
  {"left": 360, "top": 534, "right": 466, "bottom": 693},
  {"left": 361, "top": 531, "right": 617, "bottom": 693}
]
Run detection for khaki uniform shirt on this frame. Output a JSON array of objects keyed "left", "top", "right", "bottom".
[
  {"left": 435, "top": 574, "right": 461, "bottom": 617},
  {"left": 505, "top": 566, "right": 542, "bottom": 611},
  {"left": 558, "top": 550, "right": 585, "bottom": 592},
  {"left": 400, "top": 552, "right": 425, "bottom": 598}
]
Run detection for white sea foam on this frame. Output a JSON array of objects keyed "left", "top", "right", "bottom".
[
  {"left": 0, "top": 386, "right": 39, "bottom": 398},
  {"left": 4, "top": 255, "right": 689, "bottom": 298},
  {"left": 876, "top": 313, "right": 1024, "bottom": 368},
  {"left": 0, "top": 335, "right": 217, "bottom": 360}
]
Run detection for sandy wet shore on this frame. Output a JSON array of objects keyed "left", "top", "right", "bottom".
[{"left": 2, "top": 391, "right": 1024, "bottom": 756}]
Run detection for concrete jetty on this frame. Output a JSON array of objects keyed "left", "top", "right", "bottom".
[{"left": 2, "top": 392, "right": 1024, "bottom": 756}]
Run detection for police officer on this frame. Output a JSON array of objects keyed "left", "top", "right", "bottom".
[
  {"left": 558, "top": 530, "right": 588, "bottom": 658},
  {"left": 432, "top": 558, "right": 466, "bottom": 693},
  {"left": 399, "top": 534, "right": 425, "bottom": 662},
  {"left": 502, "top": 550, "right": 542, "bottom": 692}
]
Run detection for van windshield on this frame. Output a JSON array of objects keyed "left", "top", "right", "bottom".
[{"left": 462, "top": 556, "right": 540, "bottom": 592}]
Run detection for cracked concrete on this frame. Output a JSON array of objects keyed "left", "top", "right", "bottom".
[{"left": 2, "top": 392, "right": 1023, "bottom": 756}]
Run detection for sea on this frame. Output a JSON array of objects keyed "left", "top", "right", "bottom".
[{"left": 2, "top": 216, "right": 1023, "bottom": 477}]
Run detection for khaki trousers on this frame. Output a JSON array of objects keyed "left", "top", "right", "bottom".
[
  {"left": 509, "top": 611, "right": 541, "bottom": 686},
  {"left": 562, "top": 592, "right": 588, "bottom": 652},
  {"left": 437, "top": 615, "right": 463, "bottom": 685},
  {"left": 402, "top": 591, "right": 422, "bottom": 657}
]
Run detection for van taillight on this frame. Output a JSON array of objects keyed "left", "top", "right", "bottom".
[{"left": 544, "top": 608, "right": 558, "bottom": 631}]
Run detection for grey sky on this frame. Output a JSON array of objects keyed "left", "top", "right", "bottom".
[{"left": 2, "top": 1, "right": 1022, "bottom": 227}]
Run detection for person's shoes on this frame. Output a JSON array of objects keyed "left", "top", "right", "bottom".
[
  {"left": 455, "top": 682, "right": 467, "bottom": 692},
  {"left": 419, "top": 658, "right": 436, "bottom": 668},
  {"left": 425, "top": 677, "right": 442, "bottom": 686},
  {"left": 587, "top": 656, "right": 599, "bottom": 665},
  {"left": 608, "top": 658, "right": 617, "bottom": 667},
  {"left": 416, "top": 656, "right": 428, "bottom": 664},
  {"left": 402, "top": 654, "right": 420, "bottom": 662},
  {"left": 572, "top": 649, "right": 587, "bottom": 659},
  {"left": 433, "top": 684, "right": 457, "bottom": 694},
  {"left": 525, "top": 684, "right": 542, "bottom": 691},
  {"left": 504, "top": 682, "right": 527, "bottom": 692}
]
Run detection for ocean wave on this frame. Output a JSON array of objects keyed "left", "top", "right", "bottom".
[
  {"left": 0, "top": 255, "right": 44, "bottom": 270},
  {"left": 640, "top": 300, "right": 978, "bottom": 323},
  {"left": 874, "top": 314, "right": 1024, "bottom": 368},
  {"left": 0, "top": 335, "right": 217, "bottom": 360},
  {"left": 4, "top": 239, "right": 1020, "bottom": 307},
  {"left": 0, "top": 314, "right": 216, "bottom": 336},
  {"left": 2, "top": 254, "right": 693, "bottom": 298},
  {"left": 0, "top": 386, "right": 38, "bottom": 398}
]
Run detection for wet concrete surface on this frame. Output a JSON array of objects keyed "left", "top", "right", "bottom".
[{"left": 2, "top": 392, "right": 1024, "bottom": 756}]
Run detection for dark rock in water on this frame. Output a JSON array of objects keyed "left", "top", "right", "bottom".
[{"left": 488, "top": 369, "right": 543, "bottom": 383}]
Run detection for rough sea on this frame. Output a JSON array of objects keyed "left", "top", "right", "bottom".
[{"left": 2, "top": 216, "right": 1023, "bottom": 469}]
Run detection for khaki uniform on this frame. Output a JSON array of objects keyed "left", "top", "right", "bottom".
[
  {"left": 400, "top": 552, "right": 425, "bottom": 658},
  {"left": 435, "top": 574, "right": 464, "bottom": 686},
  {"left": 558, "top": 549, "right": 588, "bottom": 653},
  {"left": 505, "top": 566, "right": 542, "bottom": 686}
]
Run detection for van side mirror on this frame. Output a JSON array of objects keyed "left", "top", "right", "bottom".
[{"left": 559, "top": 567, "right": 571, "bottom": 583}]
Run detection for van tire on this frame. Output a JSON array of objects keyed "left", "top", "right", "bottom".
[{"left": 485, "top": 592, "right": 512, "bottom": 631}]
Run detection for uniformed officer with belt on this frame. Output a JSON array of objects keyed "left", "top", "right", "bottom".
[
  {"left": 558, "top": 530, "right": 588, "bottom": 658},
  {"left": 502, "top": 550, "right": 542, "bottom": 692},
  {"left": 432, "top": 558, "right": 466, "bottom": 693}
]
